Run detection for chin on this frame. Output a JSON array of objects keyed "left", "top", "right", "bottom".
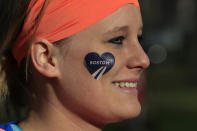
[
  {"left": 120, "top": 103, "right": 141, "bottom": 121},
  {"left": 106, "top": 101, "right": 142, "bottom": 124},
  {"left": 90, "top": 102, "right": 141, "bottom": 128}
]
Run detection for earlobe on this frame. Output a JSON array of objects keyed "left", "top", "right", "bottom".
[{"left": 30, "top": 38, "right": 60, "bottom": 78}]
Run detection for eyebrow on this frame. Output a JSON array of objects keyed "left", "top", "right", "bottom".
[
  {"left": 103, "top": 26, "right": 129, "bottom": 35},
  {"left": 103, "top": 25, "right": 143, "bottom": 36}
]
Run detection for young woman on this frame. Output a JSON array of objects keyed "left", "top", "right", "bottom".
[{"left": 0, "top": 0, "right": 150, "bottom": 130}]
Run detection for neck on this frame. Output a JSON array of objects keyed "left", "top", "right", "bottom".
[{"left": 19, "top": 87, "right": 102, "bottom": 131}]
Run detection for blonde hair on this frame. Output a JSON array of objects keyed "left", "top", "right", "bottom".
[{"left": 0, "top": 57, "right": 8, "bottom": 100}]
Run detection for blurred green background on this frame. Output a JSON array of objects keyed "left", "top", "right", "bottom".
[{"left": 104, "top": 0, "right": 197, "bottom": 130}]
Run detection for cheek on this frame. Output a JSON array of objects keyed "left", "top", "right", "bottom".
[
  {"left": 59, "top": 48, "right": 111, "bottom": 100},
  {"left": 58, "top": 47, "right": 102, "bottom": 101}
]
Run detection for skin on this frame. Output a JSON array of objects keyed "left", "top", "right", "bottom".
[{"left": 19, "top": 4, "right": 150, "bottom": 131}]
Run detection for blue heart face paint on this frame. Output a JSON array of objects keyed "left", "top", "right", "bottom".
[{"left": 84, "top": 52, "right": 115, "bottom": 80}]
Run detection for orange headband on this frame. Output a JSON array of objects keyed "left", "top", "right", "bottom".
[{"left": 13, "top": 0, "right": 139, "bottom": 64}]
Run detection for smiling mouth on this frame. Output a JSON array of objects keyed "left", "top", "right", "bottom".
[{"left": 112, "top": 82, "right": 138, "bottom": 88}]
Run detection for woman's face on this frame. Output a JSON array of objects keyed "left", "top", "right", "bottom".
[{"left": 56, "top": 4, "right": 150, "bottom": 125}]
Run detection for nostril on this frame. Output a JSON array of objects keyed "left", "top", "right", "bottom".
[{"left": 126, "top": 65, "right": 144, "bottom": 73}]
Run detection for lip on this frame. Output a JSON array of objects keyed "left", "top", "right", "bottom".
[
  {"left": 112, "top": 78, "right": 139, "bottom": 83},
  {"left": 113, "top": 84, "right": 138, "bottom": 95}
]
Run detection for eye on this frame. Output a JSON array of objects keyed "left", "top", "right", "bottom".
[
  {"left": 108, "top": 36, "right": 125, "bottom": 45},
  {"left": 138, "top": 35, "right": 144, "bottom": 44}
]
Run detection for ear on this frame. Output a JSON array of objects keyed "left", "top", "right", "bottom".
[{"left": 30, "top": 38, "right": 60, "bottom": 78}]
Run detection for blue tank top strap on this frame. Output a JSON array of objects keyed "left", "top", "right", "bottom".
[
  {"left": 0, "top": 122, "right": 22, "bottom": 131},
  {"left": 10, "top": 124, "right": 21, "bottom": 131}
]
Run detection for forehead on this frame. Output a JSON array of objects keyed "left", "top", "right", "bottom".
[{"left": 74, "top": 4, "right": 142, "bottom": 37}]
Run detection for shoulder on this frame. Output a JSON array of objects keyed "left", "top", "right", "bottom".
[{"left": 0, "top": 122, "right": 17, "bottom": 131}]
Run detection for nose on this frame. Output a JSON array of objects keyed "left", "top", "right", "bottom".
[{"left": 126, "top": 42, "right": 150, "bottom": 70}]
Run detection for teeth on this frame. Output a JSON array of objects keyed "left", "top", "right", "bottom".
[
  {"left": 120, "top": 82, "right": 125, "bottom": 88},
  {"left": 125, "top": 82, "right": 129, "bottom": 87},
  {"left": 114, "top": 83, "right": 120, "bottom": 87},
  {"left": 113, "top": 82, "right": 137, "bottom": 88}
]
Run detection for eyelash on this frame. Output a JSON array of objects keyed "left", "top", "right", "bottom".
[
  {"left": 108, "top": 35, "right": 144, "bottom": 45},
  {"left": 108, "top": 36, "right": 125, "bottom": 45}
]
